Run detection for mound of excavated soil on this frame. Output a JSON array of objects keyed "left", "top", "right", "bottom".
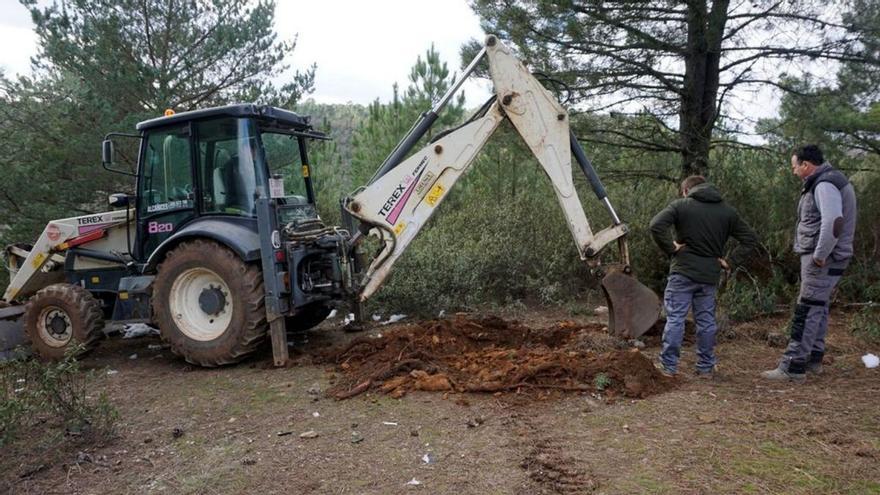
[{"left": 324, "top": 315, "right": 674, "bottom": 400}]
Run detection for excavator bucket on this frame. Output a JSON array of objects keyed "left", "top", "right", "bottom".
[{"left": 600, "top": 269, "right": 661, "bottom": 339}]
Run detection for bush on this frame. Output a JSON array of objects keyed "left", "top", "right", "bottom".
[
  {"left": 0, "top": 348, "right": 118, "bottom": 446},
  {"left": 851, "top": 309, "right": 880, "bottom": 343}
]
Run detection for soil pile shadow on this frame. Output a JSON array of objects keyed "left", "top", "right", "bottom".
[{"left": 324, "top": 315, "right": 675, "bottom": 400}]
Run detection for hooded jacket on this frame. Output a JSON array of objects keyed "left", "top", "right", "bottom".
[{"left": 650, "top": 183, "right": 758, "bottom": 285}]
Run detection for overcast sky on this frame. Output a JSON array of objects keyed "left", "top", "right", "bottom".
[{"left": 0, "top": 0, "right": 494, "bottom": 107}]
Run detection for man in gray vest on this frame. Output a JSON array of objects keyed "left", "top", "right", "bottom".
[{"left": 762, "top": 144, "right": 857, "bottom": 382}]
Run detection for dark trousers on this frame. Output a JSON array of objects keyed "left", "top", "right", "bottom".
[{"left": 782, "top": 254, "right": 848, "bottom": 373}]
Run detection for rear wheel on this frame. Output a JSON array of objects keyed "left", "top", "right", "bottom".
[
  {"left": 24, "top": 284, "right": 104, "bottom": 360},
  {"left": 153, "top": 240, "right": 267, "bottom": 367}
]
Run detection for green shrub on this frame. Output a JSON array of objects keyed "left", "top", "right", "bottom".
[
  {"left": 851, "top": 309, "right": 880, "bottom": 343},
  {"left": 594, "top": 372, "right": 612, "bottom": 391},
  {"left": 0, "top": 348, "right": 118, "bottom": 446}
]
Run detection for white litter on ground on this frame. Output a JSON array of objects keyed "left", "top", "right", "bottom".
[
  {"left": 122, "top": 323, "right": 159, "bottom": 339},
  {"left": 312, "top": 411, "right": 320, "bottom": 418},
  {"left": 405, "top": 478, "right": 422, "bottom": 486},
  {"left": 106, "top": 369, "right": 118, "bottom": 376},
  {"left": 342, "top": 313, "right": 356, "bottom": 326},
  {"left": 438, "top": 310, "right": 445, "bottom": 318},
  {"left": 327, "top": 309, "right": 338, "bottom": 319},
  {"left": 862, "top": 353, "right": 879, "bottom": 369},
  {"left": 382, "top": 314, "right": 407, "bottom": 325},
  {"left": 372, "top": 314, "right": 382, "bottom": 321}
]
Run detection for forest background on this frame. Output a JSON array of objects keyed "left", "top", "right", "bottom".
[{"left": 0, "top": 0, "right": 878, "bottom": 323}]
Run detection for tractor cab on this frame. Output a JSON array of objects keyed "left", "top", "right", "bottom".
[{"left": 124, "top": 104, "right": 328, "bottom": 261}]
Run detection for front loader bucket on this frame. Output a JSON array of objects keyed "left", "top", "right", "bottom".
[
  {"left": 0, "top": 305, "right": 27, "bottom": 361},
  {"left": 600, "top": 270, "right": 661, "bottom": 339}
]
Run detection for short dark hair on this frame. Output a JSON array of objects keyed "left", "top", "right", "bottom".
[
  {"left": 794, "top": 144, "right": 824, "bottom": 166},
  {"left": 680, "top": 175, "right": 706, "bottom": 194}
]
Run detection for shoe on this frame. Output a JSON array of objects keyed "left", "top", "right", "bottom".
[
  {"left": 655, "top": 363, "right": 676, "bottom": 377},
  {"left": 806, "top": 361, "right": 823, "bottom": 375},
  {"left": 760, "top": 366, "right": 806, "bottom": 383},
  {"left": 696, "top": 367, "right": 716, "bottom": 380}
]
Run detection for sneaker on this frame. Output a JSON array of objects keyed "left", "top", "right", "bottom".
[
  {"left": 696, "top": 367, "right": 716, "bottom": 380},
  {"left": 760, "top": 366, "right": 806, "bottom": 383},
  {"left": 655, "top": 363, "right": 676, "bottom": 378},
  {"left": 806, "top": 361, "right": 823, "bottom": 375}
]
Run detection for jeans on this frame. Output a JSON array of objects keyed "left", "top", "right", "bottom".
[{"left": 660, "top": 273, "right": 717, "bottom": 373}]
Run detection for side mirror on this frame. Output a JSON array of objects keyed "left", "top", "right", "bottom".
[
  {"left": 108, "top": 193, "right": 130, "bottom": 208},
  {"left": 102, "top": 139, "right": 115, "bottom": 166}
]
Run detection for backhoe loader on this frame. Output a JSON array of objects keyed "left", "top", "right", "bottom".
[{"left": 0, "top": 35, "right": 660, "bottom": 366}]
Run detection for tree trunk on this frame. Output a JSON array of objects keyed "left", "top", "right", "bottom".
[{"left": 679, "top": 0, "right": 729, "bottom": 179}]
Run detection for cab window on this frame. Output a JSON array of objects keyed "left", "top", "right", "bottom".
[{"left": 139, "top": 126, "right": 193, "bottom": 215}]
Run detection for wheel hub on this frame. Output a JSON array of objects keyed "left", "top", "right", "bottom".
[
  {"left": 48, "top": 314, "right": 69, "bottom": 336},
  {"left": 198, "top": 286, "right": 227, "bottom": 315},
  {"left": 37, "top": 306, "right": 72, "bottom": 347},
  {"left": 168, "top": 267, "right": 235, "bottom": 342}
]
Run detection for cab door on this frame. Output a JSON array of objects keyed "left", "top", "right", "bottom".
[{"left": 136, "top": 124, "right": 196, "bottom": 260}]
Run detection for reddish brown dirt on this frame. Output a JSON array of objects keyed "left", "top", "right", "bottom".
[{"left": 324, "top": 314, "right": 675, "bottom": 400}]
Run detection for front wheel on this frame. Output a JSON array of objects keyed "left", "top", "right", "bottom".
[
  {"left": 24, "top": 284, "right": 104, "bottom": 360},
  {"left": 152, "top": 240, "right": 267, "bottom": 366}
]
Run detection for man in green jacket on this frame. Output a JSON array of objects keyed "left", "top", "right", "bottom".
[{"left": 650, "top": 176, "right": 758, "bottom": 377}]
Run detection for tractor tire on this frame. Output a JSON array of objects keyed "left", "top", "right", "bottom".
[
  {"left": 24, "top": 284, "right": 105, "bottom": 360},
  {"left": 286, "top": 303, "right": 332, "bottom": 333},
  {"left": 152, "top": 240, "right": 267, "bottom": 367}
]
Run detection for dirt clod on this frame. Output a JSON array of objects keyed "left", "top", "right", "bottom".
[{"left": 325, "top": 315, "right": 674, "bottom": 400}]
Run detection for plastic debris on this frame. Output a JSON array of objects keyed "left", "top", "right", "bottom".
[
  {"left": 372, "top": 314, "right": 383, "bottom": 321},
  {"left": 327, "top": 309, "right": 338, "bottom": 319},
  {"left": 106, "top": 369, "right": 119, "bottom": 376},
  {"left": 421, "top": 453, "right": 435, "bottom": 464},
  {"left": 382, "top": 314, "right": 407, "bottom": 325},
  {"left": 438, "top": 310, "right": 445, "bottom": 318},
  {"left": 382, "top": 421, "right": 398, "bottom": 426},
  {"left": 343, "top": 313, "right": 356, "bottom": 326},
  {"left": 129, "top": 353, "right": 138, "bottom": 360},
  {"left": 122, "top": 323, "right": 159, "bottom": 339},
  {"left": 312, "top": 411, "right": 320, "bottom": 418},
  {"left": 405, "top": 478, "right": 422, "bottom": 486},
  {"left": 862, "top": 353, "right": 879, "bottom": 369},
  {"left": 594, "top": 306, "right": 608, "bottom": 315}
]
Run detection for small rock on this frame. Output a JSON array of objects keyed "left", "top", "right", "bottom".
[
  {"left": 76, "top": 452, "right": 93, "bottom": 464},
  {"left": 129, "top": 353, "right": 138, "bottom": 360},
  {"left": 241, "top": 458, "right": 257, "bottom": 466},
  {"left": 351, "top": 432, "right": 364, "bottom": 444},
  {"left": 144, "top": 438, "right": 152, "bottom": 444},
  {"left": 312, "top": 411, "right": 320, "bottom": 418},
  {"left": 276, "top": 431, "right": 293, "bottom": 437},
  {"left": 171, "top": 427, "right": 184, "bottom": 439},
  {"left": 628, "top": 339, "right": 645, "bottom": 349},
  {"left": 410, "top": 429, "right": 420, "bottom": 437},
  {"left": 299, "top": 430, "right": 319, "bottom": 439},
  {"left": 307, "top": 383, "right": 322, "bottom": 396},
  {"left": 465, "top": 417, "right": 484, "bottom": 428}
]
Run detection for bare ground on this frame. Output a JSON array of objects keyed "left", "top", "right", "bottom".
[{"left": 2, "top": 309, "right": 879, "bottom": 495}]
